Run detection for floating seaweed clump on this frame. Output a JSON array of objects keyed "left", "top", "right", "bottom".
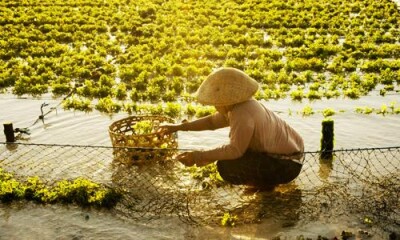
[{"left": 0, "top": 168, "right": 121, "bottom": 208}]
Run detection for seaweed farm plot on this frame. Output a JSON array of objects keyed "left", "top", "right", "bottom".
[
  {"left": 1, "top": 0, "right": 400, "bottom": 112},
  {"left": 0, "top": 143, "right": 399, "bottom": 234}
]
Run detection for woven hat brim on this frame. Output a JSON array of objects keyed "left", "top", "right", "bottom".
[{"left": 196, "top": 68, "right": 259, "bottom": 106}]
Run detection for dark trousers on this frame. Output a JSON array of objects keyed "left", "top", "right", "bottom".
[{"left": 216, "top": 151, "right": 302, "bottom": 188}]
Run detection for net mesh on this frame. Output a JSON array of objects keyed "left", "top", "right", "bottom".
[{"left": 0, "top": 142, "right": 399, "bottom": 234}]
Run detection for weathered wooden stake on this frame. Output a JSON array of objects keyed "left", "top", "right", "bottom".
[
  {"left": 3, "top": 122, "right": 15, "bottom": 142},
  {"left": 320, "top": 118, "right": 334, "bottom": 159}
]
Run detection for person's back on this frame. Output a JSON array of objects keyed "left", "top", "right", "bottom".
[
  {"left": 231, "top": 100, "right": 304, "bottom": 157},
  {"left": 228, "top": 99, "right": 304, "bottom": 158}
]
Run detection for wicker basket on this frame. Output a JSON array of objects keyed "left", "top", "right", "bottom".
[{"left": 109, "top": 115, "right": 178, "bottom": 165}]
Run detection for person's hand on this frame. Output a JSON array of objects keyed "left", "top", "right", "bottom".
[
  {"left": 157, "top": 119, "right": 188, "bottom": 135},
  {"left": 175, "top": 151, "right": 213, "bottom": 167},
  {"left": 176, "top": 152, "right": 196, "bottom": 167},
  {"left": 157, "top": 124, "right": 180, "bottom": 135}
]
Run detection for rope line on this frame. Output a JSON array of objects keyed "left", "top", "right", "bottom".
[{"left": 1, "top": 141, "right": 399, "bottom": 153}]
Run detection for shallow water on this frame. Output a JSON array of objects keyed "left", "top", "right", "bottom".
[
  {"left": 0, "top": 93, "right": 399, "bottom": 239},
  {"left": 0, "top": 202, "right": 375, "bottom": 240},
  {"left": 1, "top": 93, "right": 398, "bottom": 149},
  {"left": 0, "top": 202, "right": 360, "bottom": 240}
]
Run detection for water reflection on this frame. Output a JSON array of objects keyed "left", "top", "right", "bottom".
[
  {"left": 230, "top": 184, "right": 303, "bottom": 226},
  {"left": 319, "top": 156, "right": 334, "bottom": 180},
  {"left": 5, "top": 142, "right": 18, "bottom": 151}
]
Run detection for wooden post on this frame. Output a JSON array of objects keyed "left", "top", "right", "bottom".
[
  {"left": 3, "top": 122, "right": 15, "bottom": 142},
  {"left": 320, "top": 118, "right": 334, "bottom": 159}
]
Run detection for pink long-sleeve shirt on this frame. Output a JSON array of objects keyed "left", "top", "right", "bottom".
[{"left": 184, "top": 99, "right": 304, "bottom": 163}]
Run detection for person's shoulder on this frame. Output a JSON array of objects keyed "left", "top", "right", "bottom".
[
  {"left": 232, "top": 99, "right": 261, "bottom": 115},
  {"left": 237, "top": 99, "right": 264, "bottom": 109},
  {"left": 236, "top": 99, "right": 258, "bottom": 107}
]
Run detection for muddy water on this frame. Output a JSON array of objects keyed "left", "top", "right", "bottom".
[{"left": 0, "top": 93, "right": 399, "bottom": 239}]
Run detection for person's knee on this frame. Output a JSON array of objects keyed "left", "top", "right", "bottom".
[
  {"left": 282, "top": 162, "right": 302, "bottom": 183},
  {"left": 216, "top": 159, "right": 256, "bottom": 185}
]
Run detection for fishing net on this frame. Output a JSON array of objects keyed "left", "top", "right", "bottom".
[{"left": 0, "top": 142, "right": 399, "bottom": 236}]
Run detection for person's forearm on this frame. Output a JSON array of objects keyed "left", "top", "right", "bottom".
[
  {"left": 178, "top": 115, "right": 215, "bottom": 131},
  {"left": 192, "top": 144, "right": 244, "bottom": 165}
]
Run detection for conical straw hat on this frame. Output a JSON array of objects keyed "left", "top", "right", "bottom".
[{"left": 196, "top": 67, "right": 259, "bottom": 106}]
